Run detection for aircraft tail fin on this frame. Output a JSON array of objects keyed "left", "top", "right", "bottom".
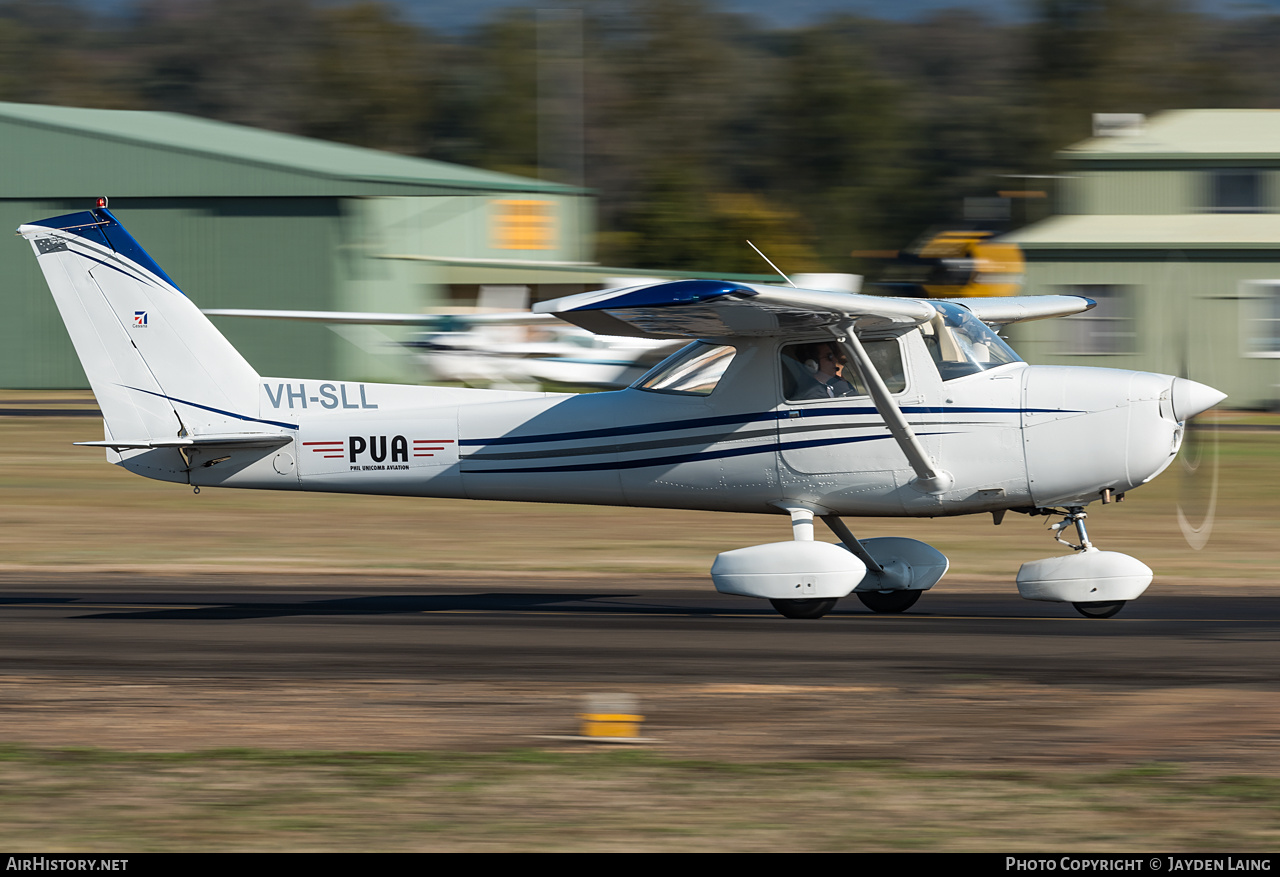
[{"left": 18, "top": 204, "right": 264, "bottom": 445}]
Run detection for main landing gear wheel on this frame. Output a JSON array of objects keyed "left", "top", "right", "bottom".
[
  {"left": 856, "top": 589, "right": 922, "bottom": 614},
  {"left": 1073, "top": 600, "right": 1126, "bottom": 619},
  {"left": 769, "top": 598, "right": 837, "bottom": 619}
]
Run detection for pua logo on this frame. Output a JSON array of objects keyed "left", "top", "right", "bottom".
[
  {"left": 133, "top": 311, "right": 148, "bottom": 328},
  {"left": 350, "top": 435, "right": 408, "bottom": 463}
]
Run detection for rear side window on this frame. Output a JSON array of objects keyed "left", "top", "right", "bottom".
[{"left": 633, "top": 342, "right": 736, "bottom": 396}]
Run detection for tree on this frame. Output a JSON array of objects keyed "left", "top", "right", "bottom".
[
  {"left": 130, "top": 0, "right": 323, "bottom": 135},
  {"left": 302, "top": 2, "right": 436, "bottom": 155},
  {"left": 771, "top": 23, "right": 927, "bottom": 266}
]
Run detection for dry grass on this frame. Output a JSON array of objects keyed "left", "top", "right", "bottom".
[{"left": 0, "top": 747, "right": 1274, "bottom": 852}]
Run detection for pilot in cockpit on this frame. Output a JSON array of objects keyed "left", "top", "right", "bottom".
[{"left": 788, "top": 341, "right": 856, "bottom": 399}]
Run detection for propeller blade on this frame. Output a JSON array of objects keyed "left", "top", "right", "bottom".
[
  {"left": 1166, "top": 249, "right": 1222, "bottom": 551},
  {"left": 1175, "top": 413, "right": 1218, "bottom": 551}
]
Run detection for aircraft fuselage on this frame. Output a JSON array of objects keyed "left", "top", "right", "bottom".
[{"left": 124, "top": 333, "right": 1188, "bottom": 520}]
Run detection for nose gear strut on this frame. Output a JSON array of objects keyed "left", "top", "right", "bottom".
[{"left": 1048, "top": 506, "right": 1093, "bottom": 552}]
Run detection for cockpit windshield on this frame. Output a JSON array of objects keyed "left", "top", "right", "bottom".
[
  {"left": 632, "top": 341, "right": 736, "bottom": 396},
  {"left": 921, "top": 301, "right": 1021, "bottom": 381}
]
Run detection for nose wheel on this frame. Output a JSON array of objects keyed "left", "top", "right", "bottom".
[{"left": 1072, "top": 600, "right": 1126, "bottom": 619}]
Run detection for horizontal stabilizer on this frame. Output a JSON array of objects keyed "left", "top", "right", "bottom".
[
  {"left": 75, "top": 434, "right": 293, "bottom": 451},
  {"left": 203, "top": 308, "right": 554, "bottom": 327}
]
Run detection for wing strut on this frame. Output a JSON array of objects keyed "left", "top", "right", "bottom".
[{"left": 836, "top": 323, "right": 953, "bottom": 494}]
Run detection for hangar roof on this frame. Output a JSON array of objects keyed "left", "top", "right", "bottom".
[
  {"left": 1003, "top": 213, "right": 1280, "bottom": 250},
  {"left": 0, "top": 101, "right": 583, "bottom": 198},
  {"left": 1059, "top": 109, "right": 1280, "bottom": 163}
]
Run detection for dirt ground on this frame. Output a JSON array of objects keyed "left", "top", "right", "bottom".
[{"left": 1, "top": 672, "right": 1277, "bottom": 777}]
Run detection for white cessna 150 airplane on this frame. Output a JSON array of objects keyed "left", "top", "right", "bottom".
[{"left": 20, "top": 203, "right": 1226, "bottom": 619}]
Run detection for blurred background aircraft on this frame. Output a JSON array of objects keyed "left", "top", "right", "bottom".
[{"left": 202, "top": 282, "right": 685, "bottom": 391}]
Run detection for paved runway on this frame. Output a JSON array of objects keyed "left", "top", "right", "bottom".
[
  {"left": 0, "top": 572, "right": 1275, "bottom": 765},
  {"left": 0, "top": 573, "right": 1277, "bottom": 683}
]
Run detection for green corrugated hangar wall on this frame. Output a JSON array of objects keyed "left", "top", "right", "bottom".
[
  {"left": 4, "top": 197, "right": 342, "bottom": 386},
  {"left": 0, "top": 102, "right": 589, "bottom": 389}
]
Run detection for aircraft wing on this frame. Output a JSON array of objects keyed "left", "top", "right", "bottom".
[
  {"left": 946, "top": 295, "right": 1096, "bottom": 326},
  {"left": 533, "top": 279, "right": 937, "bottom": 340}
]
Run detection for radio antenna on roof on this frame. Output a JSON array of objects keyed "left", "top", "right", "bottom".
[{"left": 747, "top": 240, "right": 797, "bottom": 288}]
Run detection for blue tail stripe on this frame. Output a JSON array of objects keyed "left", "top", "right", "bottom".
[
  {"left": 66, "top": 246, "right": 164, "bottom": 289},
  {"left": 30, "top": 208, "right": 182, "bottom": 293}
]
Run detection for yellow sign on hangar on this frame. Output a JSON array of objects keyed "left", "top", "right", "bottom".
[{"left": 492, "top": 199, "right": 557, "bottom": 250}]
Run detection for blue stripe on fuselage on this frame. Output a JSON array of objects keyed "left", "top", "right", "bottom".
[
  {"left": 461, "top": 431, "right": 956, "bottom": 475},
  {"left": 461, "top": 405, "right": 1074, "bottom": 448},
  {"left": 459, "top": 410, "right": 788, "bottom": 446}
]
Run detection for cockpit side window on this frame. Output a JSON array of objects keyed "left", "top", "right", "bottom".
[
  {"left": 781, "top": 338, "right": 905, "bottom": 401},
  {"left": 633, "top": 341, "right": 736, "bottom": 396},
  {"left": 921, "top": 301, "right": 1022, "bottom": 381}
]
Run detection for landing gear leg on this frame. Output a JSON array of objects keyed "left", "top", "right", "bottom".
[
  {"left": 821, "top": 516, "right": 947, "bottom": 614},
  {"left": 1050, "top": 506, "right": 1094, "bottom": 552}
]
